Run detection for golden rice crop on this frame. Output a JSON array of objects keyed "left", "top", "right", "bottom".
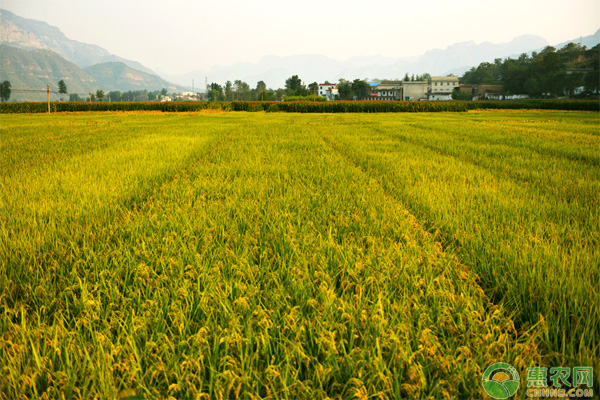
[{"left": 1, "top": 111, "right": 597, "bottom": 398}]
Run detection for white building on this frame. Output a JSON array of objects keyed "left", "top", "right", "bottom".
[{"left": 318, "top": 83, "right": 338, "bottom": 100}]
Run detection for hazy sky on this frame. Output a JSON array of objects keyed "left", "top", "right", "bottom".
[{"left": 2, "top": 0, "right": 599, "bottom": 74}]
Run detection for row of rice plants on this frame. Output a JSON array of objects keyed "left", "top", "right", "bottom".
[
  {"left": 1, "top": 99, "right": 597, "bottom": 114},
  {"left": 315, "top": 111, "right": 599, "bottom": 388},
  {"left": 0, "top": 112, "right": 541, "bottom": 398}
]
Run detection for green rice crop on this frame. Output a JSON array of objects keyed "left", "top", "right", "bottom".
[{"left": 1, "top": 111, "right": 597, "bottom": 398}]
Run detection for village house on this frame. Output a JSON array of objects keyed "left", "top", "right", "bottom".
[
  {"left": 428, "top": 76, "right": 459, "bottom": 100},
  {"left": 365, "top": 81, "right": 403, "bottom": 101},
  {"left": 376, "top": 80, "right": 403, "bottom": 100},
  {"left": 458, "top": 83, "right": 505, "bottom": 100},
  {"left": 318, "top": 83, "right": 338, "bottom": 100},
  {"left": 402, "top": 81, "right": 428, "bottom": 101}
]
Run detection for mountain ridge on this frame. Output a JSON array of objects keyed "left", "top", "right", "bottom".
[
  {"left": 161, "top": 34, "right": 555, "bottom": 87},
  {"left": 0, "top": 9, "right": 156, "bottom": 75},
  {"left": 0, "top": 44, "right": 183, "bottom": 101}
]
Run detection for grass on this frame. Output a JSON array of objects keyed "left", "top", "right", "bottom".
[{"left": 1, "top": 111, "right": 598, "bottom": 399}]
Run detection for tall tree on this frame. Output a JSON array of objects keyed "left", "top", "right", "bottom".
[
  {"left": 285, "top": 75, "right": 307, "bottom": 96},
  {"left": 58, "top": 79, "right": 68, "bottom": 101},
  {"left": 308, "top": 82, "right": 319, "bottom": 97},
  {"left": 234, "top": 80, "right": 251, "bottom": 101},
  {"left": 528, "top": 46, "right": 566, "bottom": 97},
  {"left": 500, "top": 58, "right": 525, "bottom": 94},
  {"left": 351, "top": 79, "right": 370, "bottom": 100},
  {"left": 96, "top": 89, "right": 105, "bottom": 102},
  {"left": 337, "top": 79, "right": 353, "bottom": 100},
  {"left": 583, "top": 45, "right": 599, "bottom": 94},
  {"left": 109, "top": 91, "right": 121, "bottom": 102},
  {"left": 208, "top": 83, "right": 224, "bottom": 101},
  {"left": 0, "top": 80, "right": 11, "bottom": 102},
  {"left": 255, "top": 80, "right": 267, "bottom": 101},
  {"left": 224, "top": 81, "right": 233, "bottom": 101}
]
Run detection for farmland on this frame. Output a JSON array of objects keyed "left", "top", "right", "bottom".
[{"left": 1, "top": 110, "right": 598, "bottom": 399}]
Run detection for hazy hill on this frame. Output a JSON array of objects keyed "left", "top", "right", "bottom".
[
  {"left": 0, "top": 44, "right": 95, "bottom": 101},
  {"left": 0, "top": 44, "right": 182, "bottom": 101},
  {"left": 555, "top": 28, "right": 600, "bottom": 50},
  {"left": 0, "top": 9, "right": 155, "bottom": 74},
  {"left": 83, "top": 62, "right": 178, "bottom": 92},
  {"left": 165, "top": 31, "right": 599, "bottom": 88},
  {"left": 413, "top": 34, "right": 549, "bottom": 76},
  {"left": 162, "top": 34, "right": 553, "bottom": 88}
]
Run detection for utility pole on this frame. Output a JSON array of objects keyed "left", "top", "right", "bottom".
[{"left": 47, "top": 85, "right": 50, "bottom": 113}]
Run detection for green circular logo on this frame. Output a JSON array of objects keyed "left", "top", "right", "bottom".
[{"left": 482, "top": 362, "right": 520, "bottom": 399}]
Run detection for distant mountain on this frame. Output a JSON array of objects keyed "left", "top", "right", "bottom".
[
  {"left": 84, "top": 62, "right": 178, "bottom": 92},
  {"left": 555, "top": 28, "right": 600, "bottom": 50},
  {"left": 163, "top": 34, "right": 554, "bottom": 88},
  {"left": 0, "top": 44, "right": 94, "bottom": 100},
  {"left": 411, "top": 34, "right": 550, "bottom": 77},
  {"left": 0, "top": 9, "right": 155, "bottom": 74},
  {"left": 0, "top": 44, "right": 182, "bottom": 101}
]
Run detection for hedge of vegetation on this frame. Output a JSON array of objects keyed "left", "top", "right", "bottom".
[
  {"left": 1, "top": 99, "right": 598, "bottom": 114},
  {"left": 283, "top": 95, "right": 327, "bottom": 102}
]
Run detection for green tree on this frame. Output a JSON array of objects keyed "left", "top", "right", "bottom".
[
  {"left": 58, "top": 79, "right": 68, "bottom": 101},
  {"left": 337, "top": 79, "right": 353, "bottom": 100},
  {"left": 451, "top": 88, "right": 473, "bottom": 100},
  {"left": 501, "top": 57, "right": 529, "bottom": 94},
  {"left": 109, "top": 91, "right": 121, "bottom": 102},
  {"left": 96, "top": 89, "right": 105, "bottom": 102},
  {"left": 208, "top": 83, "right": 224, "bottom": 101},
  {"left": 255, "top": 80, "right": 267, "bottom": 101},
  {"left": 161, "top": 88, "right": 168, "bottom": 96},
  {"left": 275, "top": 88, "right": 286, "bottom": 101},
  {"left": 224, "top": 81, "right": 233, "bottom": 101},
  {"left": 285, "top": 75, "right": 307, "bottom": 96},
  {"left": 462, "top": 62, "right": 499, "bottom": 84},
  {"left": 528, "top": 46, "right": 566, "bottom": 97},
  {"left": 234, "top": 80, "right": 251, "bottom": 101},
  {"left": 403, "top": 73, "right": 410, "bottom": 81},
  {"left": 0, "top": 80, "right": 11, "bottom": 102},
  {"left": 308, "top": 82, "right": 319, "bottom": 98},
  {"left": 351, "top": 79, "right": 370, "bottom": 100},
  {"left": 583, "top": 45, "right": 599, "bottom": 94}
]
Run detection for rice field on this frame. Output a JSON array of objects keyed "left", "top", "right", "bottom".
[{"left": 1, "top": 110, "right": 598, "bottom": 399}]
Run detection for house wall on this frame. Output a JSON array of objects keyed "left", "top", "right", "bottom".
[
  {"left": 318, "top": 84, "right": 338, "bottom": 100},
  {"left": 430, "top": 77, "right": 459, "bottom": 93},
  {"left": 366, "top": 81, "right": 402, "bottom": 101},
  {"left": 402, "top": 82, "right": 427, "bottom": 100},
  {"left": 428, "top": 93, "right": 453, "bottom": 101}
]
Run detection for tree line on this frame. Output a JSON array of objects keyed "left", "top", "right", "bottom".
[{"left": 460, "top": 43, "right": 599, "bottom": 98}]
